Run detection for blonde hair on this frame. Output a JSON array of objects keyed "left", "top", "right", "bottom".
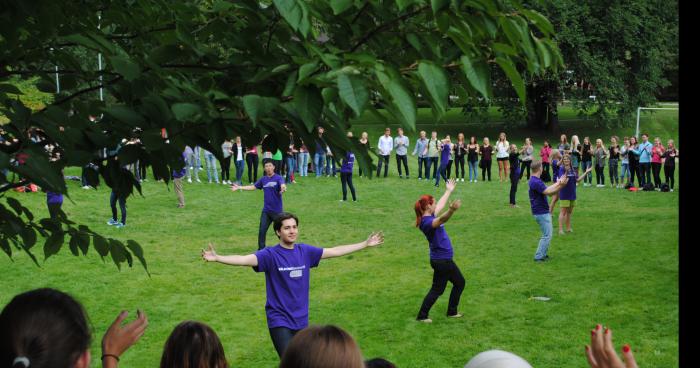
[{"left": 571, "top": 135, "right": 580, "bottom": 147}]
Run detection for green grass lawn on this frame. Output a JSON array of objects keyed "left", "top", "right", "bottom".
[{"left": 0, "top": 112, "right": 679, "bottom": 367}]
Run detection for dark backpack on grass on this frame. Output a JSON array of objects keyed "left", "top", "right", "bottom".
[
  {"left": 642, "top": 183, "right": 655, "bottom": 191},
  {"left": 660, "top": 183, "right": 670, "bottom": 192}
]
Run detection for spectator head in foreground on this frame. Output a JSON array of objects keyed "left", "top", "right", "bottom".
[
  {"left": 464, "top": 350, "right": 532, "bottom": 368},
  {"left": 160, "top": 321, "right": 229, "bottom": 368},
  {"left": 279, "top": 325, "right": 364, "bottom": 368},
  {"left": 0, "top": 288, "right": 91, "bottom": 368}
]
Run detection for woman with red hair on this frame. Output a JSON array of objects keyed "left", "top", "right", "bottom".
[{"left": 414, "top": 178, "right": 465, "bottom": 323}]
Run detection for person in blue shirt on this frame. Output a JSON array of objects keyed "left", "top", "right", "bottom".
[
  {"left": 631, "top": 133, "right": 653, "bottom": 187},
  {"left": 232, "top": 161, "right": 287, "bottom": 250}
]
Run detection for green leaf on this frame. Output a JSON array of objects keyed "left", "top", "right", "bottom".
[
  {"left": 521, "top": 9, "right": 554, "bottom": 36},
  {"left": 432, "top": 0, "right": 450, "bottom": 14},
  {"left": 0, "top": 83, "right": 23, "bottom": 95},
  {"left": 321, "top": 87, "right": 338, "bottom": 105},
  {"left": 536, "top": 38, "right": 551, "bottom": 69},
  {"left": 330, "top": 0, "right": 353, "bottom": 14},
  {"left": 417, "top": 61, "right": 449, "bottom": 117},
  {"left": 294, "top": 85, "right": 323, "bottom": 133},
  {"left": 493, "top": 42, "right": 518, "bottom": 56},
  {"left": 297, "top": 62, "right": 318, "bottom": 83},
  {"left": 171, "top": 103, "right": 202, "bottom": 122},
  {"left": 274, "top": 0, "right": 309, "bottom": 37},
  {"left": 94, "top": 235, "right": 110, "bottom": 258},
  {"left": 6, "top": 197, "right": 23, "bottom": 216},
  {"left": 110, "top": 56, "right": 141, "bottom": 81},
  {"left": 242, "top": 95, "right": 280, "bottom": 125},
  {"left": 20, "top": 226, "right": 36, "bottom": 249},
  {"left": 104, "top": 105, "right": 146, "bottom": 126},
  {"left": 337, "top": 74, "right": 369, "bottom": 118},
  {"left": 44, "top": 231, "right": 64, "bottom": 260},
  {"left": 396, "top": 0, "right": 414, "bottom": 11},
  {"left": 376, "top": 70, "right": 416, "bottom": 130},
  {"left": 69, "top": 234, "right": 80, "bottom": 256},
  {"left": 110, "top": 240, "right": 127, "bottom": 270},
  {"left": 495, "top": 56, "right": 526, "bottom": 104},
  {"left": 127, "top": 240, "right": 149, "bottom": 274},
  {"left": 460, "top": 55, "right": 492, "bottom": 99}
]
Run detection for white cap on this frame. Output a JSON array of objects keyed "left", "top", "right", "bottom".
[{"left": 464, "top": 350, "right": 533, "bottom": 368}]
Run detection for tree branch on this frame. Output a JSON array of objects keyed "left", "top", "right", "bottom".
[
  {"left": 350, "top": 5, "right": 430, "bottom": 52},
  {"left": 40, "top": 75, "right": 123, "bottom": 111}
]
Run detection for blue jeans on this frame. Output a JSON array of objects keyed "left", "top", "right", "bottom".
[
  {"left": 110, "top": 191, "right": 127, "bottom": 225},
  {"left": 468, "top": 160, "right": 478, "bottom": 181},
  {"left": 581, "top": 160, "right": 593, "bottom": 184},
  {"left": 298, "top": 152, "right": 309, "bottom": 176},
  {"left": 325, "top": 155, "right": 336, "bottom": 176},
  {"left": 204, "top": 151, "right": 219, "bottom": 182},
  {"left": 258, "top": 211, "right": 279, "bottom": 250},
  {"left": 620, "top": 163, "right": 630, "bottom": 182},
  {"left": 187, "top": 150, "right": 200, "bottom": 181},
  {"left": 234, "top": 160, "right": 244, "bottom": 184},
  {"left": 533, "top": 213, "right": 552, "bottom": 260},
  {"left": 417, "top": 157, "right": 428, "bottom": 179},
  {"left": 435, "top": 164, "right": 448, "bottom": 186},
  {"left": 285, "top": 156, "right": 296, "bottom": 183},
  {"left": 314, "top": 153, "right": 325, "bottom": 177}
]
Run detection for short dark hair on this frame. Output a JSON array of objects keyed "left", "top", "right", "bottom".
[
  {"left": 160, "top": 321, "right": 228, "bottom": 368},
  {"left": 273, "top": 212, "right": 299, "bottom": 234},
  {"left": 0, "top": 288, "right": 91, "bottom": 368},
  {"left": 366, "top": 357, "right": 397, "bottom": 368}
]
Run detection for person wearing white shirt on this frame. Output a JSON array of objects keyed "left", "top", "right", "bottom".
[
  {"left": 495, "top": 132, "right": 510, "bottom": 182},
  {"left": 394, "top": 127, "right": 410, "bottom": 179},
  {"left": 377, "top": 127, "right": 394, "bottom": 178}
]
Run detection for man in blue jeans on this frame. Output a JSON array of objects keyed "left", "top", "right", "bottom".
[
  {"left": 314, "top": 127, "right": 328, "bottom": 177},
  {"left": 231, "top": 162, "right": 287, "bottom": 250},
  {"left": 528, "top": 160, "right": 569, "bottom": 262},
  {"left": 632, "top": 133, "right": 653, "bottom": 187}
]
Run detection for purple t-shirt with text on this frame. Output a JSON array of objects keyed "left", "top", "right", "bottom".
[
  {"left": 558, "top": 166, "right": 578, "bottom": 200},
  {"left": 419, "top": 215, "right": 454, "bottom": 260},
  {"left": 528, "top": 176, "right": 549, "bottom": 215},
  {"left": 254, "top": 174, "right": 285, "bottom": 213},
  {"left": 340, "top": 152, "right": 355, "bottom": 173},
  {"left": 253, "top": 243, "right": 324, "bottom": 330}
]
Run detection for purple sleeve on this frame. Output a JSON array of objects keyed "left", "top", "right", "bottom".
[
  {"left": 253, "top": 248, "right": 270, "bottom": 272},
  {"left": 254, "top": 178, "right": 263, "bottom": 189},
  {"left": 278, "top": 176, "right": 285, "bottom": 189},
  {"left": 304, "top": 244, "right": 324, "bottom": 268},
  {"left": 536, "top": 180, "right": 547, "bottom": 194}
]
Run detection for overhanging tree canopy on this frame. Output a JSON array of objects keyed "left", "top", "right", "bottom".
[{"left": 0, "top": 0, "right": 562, "bottom": 270}]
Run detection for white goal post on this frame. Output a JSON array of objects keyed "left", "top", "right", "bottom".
[{"left": 635, "top": 106, "right": 679, "bottom": 138}]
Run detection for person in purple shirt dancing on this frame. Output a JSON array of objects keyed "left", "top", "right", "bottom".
[
  {"left": 340, "top": 132, "right": 357, "bottom": 202},
  {"left": 414, "top": 178, "right": 465, "bottom": 323},
  {"left": 528, "top": 160, "right": 569, "bottom": 262},
  {"left": 201, "top": 212, "right": 384, "bottom": 357},
  {"left": 232, "top": 161, "right": 287, "bottom": 250}
]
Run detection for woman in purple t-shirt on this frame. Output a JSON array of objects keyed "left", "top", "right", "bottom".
[
  {"left": 414, "top": 179, "right": 465, "bottom": 323},
  {"left": 555, "top": 154, "right": 592, "bottom": 235},
  {"left": 202, "top": 213, "right": 384, "bottom": 358}
]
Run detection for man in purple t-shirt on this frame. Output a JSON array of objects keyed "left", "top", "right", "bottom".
[
  {"left": 528, "top": 160, "right": 568, "bottom": 262},
  {"left": 202, "top": 212, "right": 384, "bottom": 357},
  {"left": 232, "top": 161, "right": 287, "bottom": 250}
]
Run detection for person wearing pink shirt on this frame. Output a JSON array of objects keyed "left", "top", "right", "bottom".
[
  {"left": 540, "top": 139, "right": 552, "bottom": 182},
  {"left": 651, "top": 137, "right": 665, "bottom": 189}
]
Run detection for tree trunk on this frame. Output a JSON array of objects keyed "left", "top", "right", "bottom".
[
  {"left": 527, "top": 79, "right": 561, "bottom": 133},
  {"left": 546, "top": 80, "right": 560, "bottom": 133}
]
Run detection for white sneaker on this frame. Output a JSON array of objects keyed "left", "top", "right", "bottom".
[
  {"left": 187, "top": 178, "right": 192, "bottom": 183},
  {"left": 196, "top": 178, "right": 201, "bottom": 183},
  {"left": 208, "top": 180, "right": 212, "bottom": 183},
  {"left": 671, "top": 189, "right": 674, "bottom": 192}
]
